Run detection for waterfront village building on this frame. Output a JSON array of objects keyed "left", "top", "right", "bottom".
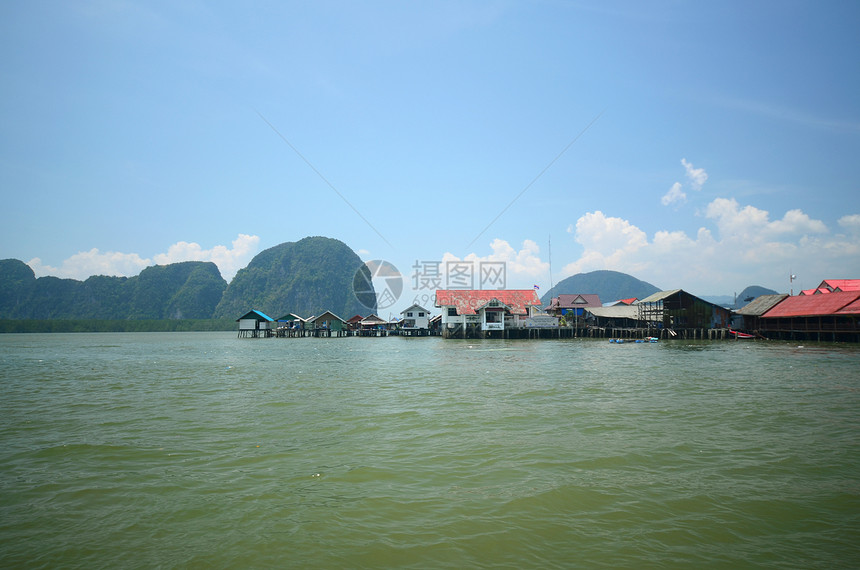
[
  {"left": 309, "top": 311, "right": 347, "bottom": 331},
  {"left": 236, "top": 310, "right": 275, "bottom": 338},
  {"left": 346, "top": 314, "right": 364, "bottom": 332},
  {"left": 545, "top": 294, "right": 602, "bottom": 318},
  {"left": 800, "top": 279, "right": 860, "bottom": 295},
  {"left": 359, "top": 314, "right": 389, "bottom": 332},
  {"left": 400, "top": 304, "right": 431, "bottom": 331},
  {"left": 276, "top": 313, "right": 305, "bottom": 330},
  {"left": 435, "top": 289, "right": 548, "bottom": 339}
]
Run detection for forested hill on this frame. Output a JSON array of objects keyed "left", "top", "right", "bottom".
[
  {"left": 0, "top": 259, "right": 226, "bottom": 319},
  {"left": 214, "top": 236, "right": 374, "bottom": 320},
  {"left": 0, "top": 237, "right": 374, "bottom": 322},
  {"left": 540, "top": 270, "right": 661, "bottom": 306}
]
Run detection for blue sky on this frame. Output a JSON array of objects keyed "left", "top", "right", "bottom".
[{"left": 2, "top": 0, "right": 858, "bottom": 316}]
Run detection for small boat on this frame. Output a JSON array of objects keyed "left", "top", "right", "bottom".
[{"left": 729, "top": 329, "right": 755, "bottom": 339}]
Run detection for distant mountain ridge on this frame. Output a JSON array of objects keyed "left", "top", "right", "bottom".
[
  {"left": 0, "top": 236, "right": 373, "bottom": 321},
  {"left": 703, "top": 285, "right": 779, "bottom": 308},
  {"left": 540, "top": 270, "right": 660, "bottom": 306},
  {"left": 214, "top": 236, "right": 373, "bottom": 319},
  {"left": 0, "top": 259, "right": 226, "bottom": 319}
]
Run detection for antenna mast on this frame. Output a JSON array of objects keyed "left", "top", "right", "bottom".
[{"left": 548, "top": 234, "right": 554, "bottom": 292}]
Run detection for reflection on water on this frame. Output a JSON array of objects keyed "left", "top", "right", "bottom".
[{"left": 1, "top": 333, "right": 858, "bottom": 568}]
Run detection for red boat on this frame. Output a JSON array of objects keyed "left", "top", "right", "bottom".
[{"left": 729, "top": 329, "right": 755, "bottom": 339}]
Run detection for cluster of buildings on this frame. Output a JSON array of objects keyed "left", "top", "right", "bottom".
[
  {"left": 236, "top": 304, "right": 435, "bottom": 338},
  {"left": 237, "top": 278, "right": 860, "bottom": 342}
]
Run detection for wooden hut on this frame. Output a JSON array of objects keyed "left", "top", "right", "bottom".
[
  {"left": 637, "top": 289, "right": 733, "bottom": 337},
  {"left": 309, "top": 311, "right": 348, "bottom": 337},
  {"left": 276, "top": 313, "right": 306, "bottom": 337},
  {"left": 236, "top": 310, "right": 275, "bottom": 338}
]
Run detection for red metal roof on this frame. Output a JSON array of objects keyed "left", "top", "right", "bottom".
[
  {"left": 835, "top": 297, "right": 860, "bottom": 315},
  {"left": 819, "top": 279, "right": 860, "bottom": 292},
  {"left": 801, "top": 288, "right": 831, "bottom": 295},
  {"left": 617, "top": 297, "right": 638, "bottom": 305},
  {"left": 762, "top": 291, "right": 860, "bottom": 318},
  {"left": 435, "top": 289, "right": 542, "bottom": 315}
]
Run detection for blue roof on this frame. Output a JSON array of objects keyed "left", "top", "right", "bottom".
[{"left": 237, "top": 309, "right": 274, "bottom": 322}]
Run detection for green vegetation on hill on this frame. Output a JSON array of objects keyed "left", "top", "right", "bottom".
[
  {"left": 0, "top": 259, "right": 226, "bottom": 320},
  {"left": 0, "top": 237, "right": 373, "bottom": 327},
  {"left": 540, "top": 270, "right": 660, "bottom": 306},
  {"left": 214, "top": 236, "right": 374, "bottom": 319}
]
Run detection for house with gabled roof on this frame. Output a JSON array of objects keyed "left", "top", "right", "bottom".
[
  {"left": 801, "top": 279, "right": 860, "bottom": 294},
  {"left": 735, "top": 294, "right": 789, "bottom": 331},
  {"left": 637, "top": 289, "right": 733, "bottom": 333},
  {"left": 435, "top": 289, "right": 543, "bottom": 338},
  {"left": 758, "top": 290, "right": 860, "bottom": 341},
  {"left": 237, "top": 309, "right": 275, "bottom": 338},
  {"left": 400, "top": 303, "right": 432, "bottom": 334},
  {"left": 275, "top": 312, "right": 306, "bottom": 336},
  {"left": 346, "top": 314, "right": 364, "bottom": 332},
  {"left": 545, "top": 294, "right": 602, "bottom": 317},
  {"left": 309, "top": 311, "right": 348, "bottom": 336},
  {"left": 359, "top": 313, "right": 389, "bottom": 335}
]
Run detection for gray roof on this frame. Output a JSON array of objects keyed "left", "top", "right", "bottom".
[
  {"left": 735, "top": 294, "right": 789, "bottom": 316},
  {"left": 586, "top": 305, "right": 642, "bottom": 319},
  {"left": 637, "top": 289, "right": 682, "bottom": 304}
]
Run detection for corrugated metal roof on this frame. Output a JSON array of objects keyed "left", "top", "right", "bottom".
[
  {"left": 400, "top": 304, "right": 431, "bottom": 315},
  {"left": 547, "top": 294, "right": 602, "bottom": 309},
  {"left": 762, "top": 291, "right": 860, "bottom": 318},
  {"left": 435, "top": 289, "right": 542, "bottom": 315},
  {"left": 360, "top": 314, "right": 386, "bottom": 324},
  {"left": 820, "top": 279, "right": 860, "bottom": 292},
  {"left": 276, "top": 313, "right": 305, "bottom": 322},
  {"left": 836, "top": 297, "right": 860, "bottom": 315},
  {"left": 312, "top": 310, "right": 347, "bottom": 323},
  {"left": 637, "top": 289, "right": 682, "bottom": 304},
  {"left": 735, "top": 294, "right": 789, "bottom": 316},
  {"left": 237, "top": 309, "right": 274, "bottom": 321},
  {"left": 586, "top": 305, "right": 641, "bottom": 319}
]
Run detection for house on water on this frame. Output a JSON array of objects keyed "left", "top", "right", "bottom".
[
  {"left": 545, "top": 294, "right": 602, "bottom": 328},
  {"left": 275, "top": 313, "right": 306, "bottom": 336},
  {"left": 237, "top": 310, "right": 275, "bottom": 338},
  {"left": 359, "top": 314, "right": 390, "bottom": 336},
  {"left": 435, "top": 289, "right": 544, "bottom": 339},
  {"left": 757, "top": 290, "right": 860, "bottom": 342},
  {"left": 636, "top": 289, "right": 733, "bottom": 338},
  {"left": 308, "top": 311, "right": 348, "bottom": 337},
  {"left": 400, "top": 303, "right": 432, "bottom": 336}
]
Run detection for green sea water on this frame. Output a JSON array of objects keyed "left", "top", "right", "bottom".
[{"left": 1, "top": 332, "right": 858, "bottom": 568}]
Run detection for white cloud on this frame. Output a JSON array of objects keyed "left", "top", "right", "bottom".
[
  {"left": 661, "top": 159, "right": 707, "bottom": 207},
  {"left": 28, "top": 234, "right": 260, "bottom": 282},
  {"left": 562, "top": 200, "right": 858, "bottom": 294},
  {"left": 441, "top": 238, "right": 549, "bottom": 288},
  {"left": 682, "top": 158, "right": 708, "bottom": 190},
  {"left": 661, "top": 182, "right": 686, "bottom": 205},
  {"left": 838, "top": 214, "right": 860, "bottom": 233},
  {"left": 28, "top": 250, "right": 151, "bottom": 281},
  {"left": 152, "top": 234, "right": 259, "bottom": 281},
  {"left": 704, "top": 198, "right": 827, "bottom": 240}
]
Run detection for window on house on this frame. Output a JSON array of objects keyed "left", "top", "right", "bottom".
[
  {"left": 418, "top": 312, "right": 425, "bottom": 317},
  {"left": 407, "top": 312, "right": 413, "bottom": 317},
  {"left": 448, "top": 308, "right": 457, "bottom": 317}
]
